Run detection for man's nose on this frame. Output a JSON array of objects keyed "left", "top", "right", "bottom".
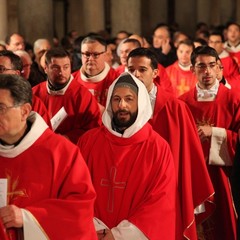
[
  {"left": 118, "top": 99, "right": 127, "bottom": 108},
  {"left": 132, "top": 70, "right": 140, "bottom": 78}
]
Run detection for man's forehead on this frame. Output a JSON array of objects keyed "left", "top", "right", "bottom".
[
  {"left": 11, "top": 34, "right": 23, "bottom": 42},
  {"left": 128, "top": 56, "right": 150, "bottom": 65},
  {"left": 209, "top": 35, "right": 221, "bottom": 40},
  {"left": 112, "top": 86, "right": 137, "bottom": 97},
  {"left": 121, "top": 42, "right": 137, "bottom": 49},
  {"left": 49, "top": 57, "right": 70, "bottom": 64},
  {"left": 177, "top": 44, "right": 193, "bottom": 50},
  {"left": 0, "top": 89, "right": 11, "bottom": 100},
  {"left": 154, "top": 27, "right": 169, "bottom": 36},
  {"left": 81, "top": 42, "right": 103, "bottom": 50},
  {"left": 0, "top": 56, "right": 11, "bottom": 64},
  {"left": 195, "top": 55, "right": 216, "bottom": 63}
]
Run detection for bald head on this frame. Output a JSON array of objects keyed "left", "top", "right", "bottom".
[{"left": 33, "top": 39, "right": 51, "bottom": 63}]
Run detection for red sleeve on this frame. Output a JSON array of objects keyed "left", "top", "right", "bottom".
[
  {"left": 154, "top": 63, "right": 174, "bottom": 94},
  {"left": 26, "top": 141, "right": 97, "bottom": 240},
  {"left": 32, "top": 95, "right": 52, "bottom": 129}
]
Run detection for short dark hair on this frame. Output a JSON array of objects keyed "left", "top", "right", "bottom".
[
  {"left": 177, "top": 39, "right": 195, "bottom": 50},
  {"left": 0, "top": 50, "right": 23, "bottom": 71},
  {"left": 45, "top": 47, "right": 70, "bottom": 65},
  {"left": 209, "top": 31, "right": 225, "bottom": 42},
  {"left": 190, "top": 46, "right": 219, "bottom": 66},
  {"left": 0, "top": 74, "right": 32, "bottom": 105},
  {"left": 81, "top": 35, "right": 107, "bottom": 51},
  {"left": 127, "top": 47, "right": 158, "bottom": 69},
  {"left": 193, "top": 38, "right": 208, "bottom": 46}
]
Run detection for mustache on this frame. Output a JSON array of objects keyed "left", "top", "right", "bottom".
[{"left": 115, "top": 110, "right": 130, "bottom": 114}]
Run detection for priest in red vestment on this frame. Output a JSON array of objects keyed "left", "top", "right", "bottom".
[
  {"left": 115, "top": 38, "right": 141, "bottom": 76},
  {"left": 78, "top": 72, "right": 177, "bottom": 240},
  {"left": 0, "top": 50, "right": 52, "bottom": 128},
  {"left": 179, "top": 45, "right": 240, "bottom": 240},
  {"left": 127, "top": 47, "right": 215, "bottom": 240},
  {"left": 224, "top": 22, "right": 240, "bottom": 68},
  {"left": 72, "top": 35, "right": 118, "bottom": 110},
  {"left": 208, "top": 31, "right": 240, "bottom": 87},
  {"left": 166, "top": 39, "right": 197, "bottom": 97},
  {"left": 115, "top": 38, "right": 174, "bottom": 94},
  {"left": 0, "top": 74, "right": 97, "bottom": 240},
  {"left": 33, "top": 47, "right": 101, "bottom": 144}
]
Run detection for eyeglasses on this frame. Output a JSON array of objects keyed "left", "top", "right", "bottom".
[
  {"left": 0, "top": 66, "right": 16, "bottom": 73},
  {"left": 81, "top": 51, "right": 106, "bottom": 59},
  {"left": 195, "top": 62, "right": 217, "bottom": 71},
  {"left": 0, "top": 104, "right": 21, "bottom": 115}
]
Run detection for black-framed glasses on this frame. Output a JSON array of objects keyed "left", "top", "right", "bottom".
[
  {"left": 195, "top": 62, "right": 217, "bottom": 71},
  {"left": 0, "top": 104, "right": 21, "bottom": 115},
  {"left": 0, "top": 66, "right": 16, "bottom": 74},
  {"left": 81, "top": 51, "right": 106, "bottom": 59}
]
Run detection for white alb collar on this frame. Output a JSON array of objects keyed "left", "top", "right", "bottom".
[
  {"left": 80, "top": 62, "right": 110, "bottom": 82},
  {"left": 196, "top": 80, "right": 219, "bottom": 99},
  {"left": 0, "top": 112, "right": 48, "bottom": 158}
]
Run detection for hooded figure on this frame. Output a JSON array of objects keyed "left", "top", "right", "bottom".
[
  {"left": 102, "top": 72, "right": 152, "bottom": 137},
  {"left": 78, "top": 72, "right": 177, "bottom": 240}
]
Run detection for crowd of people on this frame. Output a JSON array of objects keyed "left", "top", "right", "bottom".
[{"left": 0, "top": 20, "right": 240, "bottom": 240}]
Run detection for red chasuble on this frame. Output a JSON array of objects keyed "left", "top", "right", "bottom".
[
  {"left": 220, "top": 55, "right": 240, "bottom": 89},
  {"left": 72, "top": 67, "right": 118, "bottom": 107},
  {"left": 0, "top": 114, "right": 97, "bottom": 240},
  {"left": 0, "top": 220, "right": 8, "bottom": 240},
  {"left": 33, "top": 78, "right": 101, "bottom": 144},
  {"left": 179, "top": 84, "right": 240, "bottom": 240},
  {"left": 154, "top": 63, "right": 174, "bottom": 94},
  {"left": 224, "top": 42, "right": 240, "bottom": 68},
  {"left": 221, "top": 55, "right": 239, "bottom": 80},
  {"left": 78, "top": 123, "right": 177, "bottom": 240},
  {"left": 149, "top": 84, "right": 215, "bottom": 240},
  {"left": 228, "top": 51, "right": 240, "bottom": 68},
  {"left": 32, "top": 95, "right": 51, "bottom": 128},
  {"left": 166, "top": 61, "right": 197, "bottom": 97},
  {"left": 115, "top": 64, "right": 125, "bottom": 76}
]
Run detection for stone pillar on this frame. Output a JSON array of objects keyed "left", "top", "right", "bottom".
[
  {"left": 68, "top": 0, "right": 85, "bottom": 36},
  {"left": 196, "top": 0, "right": 210, "bottom": 25},
  {"left": 175, "top": 0, "right": 197, "bottom": 37},
  {"left": 237, "top": 0, "right": 240, "bottom": 23},
  {"left": 18, "top": 0, "right": 53, "bottom": 44},
  {"left": 0, "top": 0, "right": 8, "bottom": 42},
  {"left": 209, "top": 0, "right": 220, "bottom": 26},
  {"left": 111, "top": 0, "right": 141, "bottom": 37},
  {"left": 82, "top": 0, "right": 105, "bottom": 34},
  {"left": 142, "top": 0, "right": 168, "bottom": 37}
]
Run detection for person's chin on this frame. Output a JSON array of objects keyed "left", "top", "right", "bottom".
[{"left": 118, "top": 116, "right": 129, "bottom": 123}]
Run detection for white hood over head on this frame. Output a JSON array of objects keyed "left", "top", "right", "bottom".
[{"left": 102, "top": 72, "right": 152, "bottom": 138}]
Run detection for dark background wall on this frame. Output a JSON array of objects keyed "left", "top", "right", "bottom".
[{"left": 2, "top": 0, "right": 240, "bottom": 45}]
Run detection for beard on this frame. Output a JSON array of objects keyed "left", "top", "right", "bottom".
[{"left": 112, "top": 109, "right": 138, "bottom": 129}]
